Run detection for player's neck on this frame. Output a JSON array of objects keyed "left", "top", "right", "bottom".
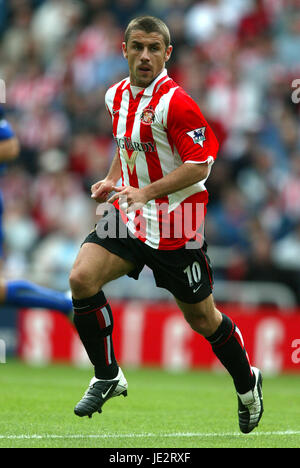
[{"left": 129, "top": 68, "right": 166, "bottom": 89}]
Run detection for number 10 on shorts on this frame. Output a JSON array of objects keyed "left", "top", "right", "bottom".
[{"left": 184, "top": 261, "right": 202, "bottom": 287}]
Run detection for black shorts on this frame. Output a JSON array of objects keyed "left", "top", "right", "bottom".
[{"left": 82, "top": 206, "right": 214, "bottom": 304}]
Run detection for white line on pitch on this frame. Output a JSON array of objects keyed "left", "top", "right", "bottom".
[{"left": 0, "top": 430, "right": 299, "bottom": 440}]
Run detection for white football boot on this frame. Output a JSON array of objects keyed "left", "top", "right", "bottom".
[{"left": 237, "top": 367, "right": 264, "bottom": 433}]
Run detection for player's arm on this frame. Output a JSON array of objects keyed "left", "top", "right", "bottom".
[
  {"left": 91, "top": 149, "right": 121, "bottom": 203},
  {"left": 140, "top": 161, "right": 209, "bottom": 200},
  {"left": 109, "top": 161, "right": 209, "bottom": 211},
  {"left": 0, "top": 137, "right": 20, "bottom": 162}
]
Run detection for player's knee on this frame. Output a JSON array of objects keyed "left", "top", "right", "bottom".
[
  {"left": 185, "top": 311, "right": 210, "bottom": 335},
  {"left": 69, "top": 267, "right": 101, "bottom": 299},
  {"left": 183, "top": 306, "right": 222, "bottom": 337}
]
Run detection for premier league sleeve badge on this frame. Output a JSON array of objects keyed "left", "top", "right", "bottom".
[{"left": 186, "top": 127, "right": 206, "bottom": 147}]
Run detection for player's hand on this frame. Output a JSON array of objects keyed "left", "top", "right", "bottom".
[
  {"left": 108, "top": 185, "right": 149, "bottom": 213},
  {"left": 91, "top": 179, "right": 115, "bottom": 203}
]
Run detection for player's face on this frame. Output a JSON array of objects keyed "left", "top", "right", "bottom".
[{"left": 122, "top": 30, "right": 172, "bottom": 88}]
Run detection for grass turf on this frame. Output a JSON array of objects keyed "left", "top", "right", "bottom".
[{"left": 0, "top": 360, "right": 299, "bottom": 448}]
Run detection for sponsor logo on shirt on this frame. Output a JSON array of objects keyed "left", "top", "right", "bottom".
[{"left": 114, "top": 136, "right": 156, "bottom": 153}]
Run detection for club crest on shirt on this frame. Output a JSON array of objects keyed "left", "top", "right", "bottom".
[
  {"left": 187, "top": 127, "right": 206, "bottom": 147},
  {"left": 140, "top": 106, "right": 155, "bottom": 125}
]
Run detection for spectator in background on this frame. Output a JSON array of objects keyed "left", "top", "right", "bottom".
[
  {"left": 184, "top": 0, "right": 252, "bottom": 45},
  {"left": 69, "top": 10, "right": 127, "bottom": 93},
  {"left": 273, "top": 221, "right": 300, "bottom": 275},
  {"left": 29, "top": 147, "right": 94, "bottom": 290},
  {"left": 110, "top": 0, "right": 148, "bottom": 28},
  {"left": 0, "top": 0, "right": 33, "bottom": 65},
  {"left": 237, "top": 0, "right": 272, "bottom": 46},
  {"left": 31, "top": 148, "right": 93, "bottom": 236},
  {"left": 31, "top": 0, "right": 83, "bottom": 64},
  {"left": 228, "top": 222, "right": 300, "bottom": 304},
  {"left": 280, "top": 151, "right": 300, "bottom": 223},
  {"left": 275, "top": 3, "right": 300, "bottom": 69},
  {"left": 207, "top": 184, "right": 251, "bottom": 248},
  {"left": 205, "top": 54, "right": 263, "bottom": 140}
]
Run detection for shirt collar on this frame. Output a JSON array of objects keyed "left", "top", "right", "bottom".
[{"left": 142, "top": 69, "right": 168, "bottom": 96}]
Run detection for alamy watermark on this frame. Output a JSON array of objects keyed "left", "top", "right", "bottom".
[
  {"left": 0, "top": 339, "right": 6, "bottom": 363},
  {"left": 291, "top": 79, "right": 300, "bottom": 104},
  {"left": 291, "top": 339, "right": 300, "bottom": 364},
  {"left": 0, "top": 79, "right": 6, "bottom": 104},
  {"left": 95, "top": 201, "right": 205, "bottom": 249}
]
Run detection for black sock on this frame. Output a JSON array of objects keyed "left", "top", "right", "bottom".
[
  {"left": 206, "top": 313, "right": 255, "bottom": 394},
  {"left": 72, "top": 290, "right": 118, "bottom": 380}
]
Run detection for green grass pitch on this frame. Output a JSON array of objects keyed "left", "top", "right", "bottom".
[{"left": 0, "top": 360, "right": 299, "bottom": 448}]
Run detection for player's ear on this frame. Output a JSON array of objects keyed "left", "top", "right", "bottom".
[
  {"left": 164, "top": 45, "right": 173, "bottom": 63},
  {"left": 122, "top": 42, "right": 128, "bottom": 59}
]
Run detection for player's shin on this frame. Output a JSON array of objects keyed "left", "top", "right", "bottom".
[
  {"left": 206, "top": 313, "right": 255, "bottom": 394},
  {"left": 72, "top": 290, "right": 118, "bottom": 380}
]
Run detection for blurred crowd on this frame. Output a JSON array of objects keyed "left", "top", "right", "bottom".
[{"left": 0, "top": 0, "right": 300, "bottom": 303}]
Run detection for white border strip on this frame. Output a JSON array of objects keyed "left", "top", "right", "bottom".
[{"left": 0, "top": 430, "right": 299, "bottom": 440}]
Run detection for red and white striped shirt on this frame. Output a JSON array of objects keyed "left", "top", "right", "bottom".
[{"left": 105, "top": 69, "right": 219, "bottom": 250}]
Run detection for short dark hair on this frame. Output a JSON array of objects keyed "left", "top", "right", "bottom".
[{"left": 124, "top": 16, "right": 171, "bottom": 49}]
